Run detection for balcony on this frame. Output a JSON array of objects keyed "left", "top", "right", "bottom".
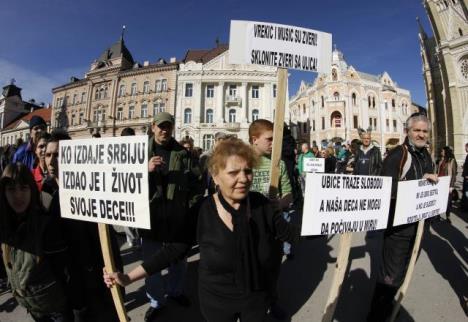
[
  {"left": 225, "top": 96, "right": 242, "bottom": 106},
  {"left": 226, "top": 122, "right": 240, "bottom": 132}
]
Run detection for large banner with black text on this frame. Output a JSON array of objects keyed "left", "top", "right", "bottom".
[
  {"left": 58, "top": 136, "right": 150, "bottom": 229},
  {"left": 301, "top": 173, "right": 392, "bottom": 235}
]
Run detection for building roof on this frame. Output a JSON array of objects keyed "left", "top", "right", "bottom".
[
  {"left": 97, "top": 37, "right": 134, "bottom": 66},
  {"left": 3, "top": 108, "right": 51, "bottom": 131},
  {"left": 357, "top": 71, "right": 380, "bottom": 82},
  {"left": 183, "top": 44, "right": 229, "bottom": 63},
  {"left": 2, "top": 84, "right": 22, "bottom": 99}
]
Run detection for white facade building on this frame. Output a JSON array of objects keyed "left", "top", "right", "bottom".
[
  {"left": 289, "top": 48, "right": 413, "bottom": 148},
  {"left": 175, "top": 45, "right": 278, "bottom": 150}
]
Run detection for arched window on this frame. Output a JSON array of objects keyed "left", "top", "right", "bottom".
[
  {"left": 352, "top": 93, "right": 356, "bottom": 106},
  {"left": 229, "top": 109, "right": 236, "bottom": 123},
  {"left": 368, "top": 96, "right": 371, "bottom": 107},
  {"left": 131, "top": 83, "right": 137, "bottom": 96},
  {"left": 303, "top": 104, "right": 306, "bottom": 114},
  {"left": 332, "top": 69, "right": 338, "bottom": 81},
  {"left": 118, "top": 84, "right": 125, "bottom": 97},
  {"left": 321, "top": 96, "right": 324, "bottom": 107},
  {"left": 330, "top": 111, "right": 342, "bottom": 128},
  {"left": 203, "top": 134, "right": 215, "bottom": 151},
  {"left": 143, "top": 81, "right": 150, "bottom": 94},
  {"left": 372, "top": 97, "right": 376, "bottom": 108},
  {"left": 333, "top": 92, "right": 340, "bottom": 101},
  {"left": 205, "top": 109, "right": 213, "bottom": 123},
  {"left": 252, "top": 109, "right": 259, "bottom": 121},
  {"left": 141, "top": 103, "right": 148, "bottom": 118},
  {"left": 392, "top": 99, "right": 396, "bottom": 108},
  {"left": 459, "top": 28, "right": 463, "bottom": 37},
  {"left": 184, "top": 108, "right": 192, "bottom": 124}
]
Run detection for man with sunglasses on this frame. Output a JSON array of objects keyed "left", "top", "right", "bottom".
[
  {"left": 12, "top": 115, "right": 47, "bottom": 170},
  {"left": 367, "top": 113, "right": 438, "bottom": 321}
]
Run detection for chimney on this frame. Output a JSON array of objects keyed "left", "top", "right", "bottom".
[
  {"left": 143, "top": 61, "right": 149, "bottom": 66},
  {"left": 170, "top": 57, "right": 176, "bottom": 63}
]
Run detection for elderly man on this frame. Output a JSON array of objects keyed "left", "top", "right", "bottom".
[
  {"left": 367, "top": 113, "right": 438, "bottom": 321},
  {"left": 354, "top": 129, "right": 382, "bottom": 176},
  {"left": 12, "top": 115, "right": 47, "bottom": 169}
]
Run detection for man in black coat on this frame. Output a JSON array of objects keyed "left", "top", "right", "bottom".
[
  {"left": 367, "top": 113, "right": 438, "bottom": 321},
  {"left": 354, "top": 129, "right": 382, "bottom": 176}
]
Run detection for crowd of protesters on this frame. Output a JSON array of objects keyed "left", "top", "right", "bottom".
[{"left": 0, "top": 111, "right": 466, "bottom": 322}]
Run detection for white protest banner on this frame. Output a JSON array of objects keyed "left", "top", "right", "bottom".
[
  {"left": 229, "top": 20, "right": 332, "bottom": 73},
  {"left": 59, "top": 135, "right": 150, "bottom": 229},
  {"left": 303, "top": 157, "right": 325, "bottom": 173},
  {"left": 301, "top": 173, "right": 392, "bottom": 236},
  {"left": 392, "top": 176, "right": 450, "bottom": 227}
]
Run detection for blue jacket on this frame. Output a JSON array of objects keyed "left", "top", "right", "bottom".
[{"left": 12, "top": 141, "right": 36, "bottom": 170}]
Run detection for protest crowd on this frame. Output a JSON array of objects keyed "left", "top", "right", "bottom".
[{"left": 0, "top": 111, "right": 466, "bottom": 322}]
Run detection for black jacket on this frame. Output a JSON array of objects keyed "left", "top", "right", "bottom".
[
  {"left": 381, "top": 138, "right": 434, "bottom": 235},
  {"left": 354, "top": 145, "right": 382, "bottom": 176}
]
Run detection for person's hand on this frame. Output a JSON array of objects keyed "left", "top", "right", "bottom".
[
  {"left": 423, "top": 173, "right": 439, "bottom": 184},
  {"left": 103, "top": 268, "right": 131, "bottom": 288},
  {"left": 148, "top": 156, "right": 165, "bottom": 172}
]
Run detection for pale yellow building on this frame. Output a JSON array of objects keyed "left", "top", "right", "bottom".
[
  {"left": 419, "top": 0, "right": 468, "bottom": 161},
  {"left": 289, "top": 48, "right": 413, "bottom": 148},
  {"left": 51, "top": 35, "right": 178, "bottom": 138}
]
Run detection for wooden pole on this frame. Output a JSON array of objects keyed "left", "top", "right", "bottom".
[
  {"left": 98, "top": 223, "right": 129, "bottom": 322},
  {"left": 321, "top": 233, "right": 353, "bottom": 322},
  {"left": 389, "top": 220, "right": 425, "bottom": 322},
  {"left": 268, "top": 68, "right": 288, "bottom": 197}
]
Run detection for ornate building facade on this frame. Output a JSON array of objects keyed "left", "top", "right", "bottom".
[
  {"left": 175, "top": 45, "right": 278, "bottom": 150},
  {"left": 289, "top": 49, "right": 413, "bottom": 148},
  {"left": 51, "top": 35, "right": 178, "bottom": 138},
  {"left": 419, "top": 0, "right": 468, "bottom": 160}
]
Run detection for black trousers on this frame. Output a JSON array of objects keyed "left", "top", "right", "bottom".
[
  {"left": 367, "top": 224, "right": 417, "bottom": 321},
  {"left": 199, "top": 286, "right": 267, "bottom": 322}
]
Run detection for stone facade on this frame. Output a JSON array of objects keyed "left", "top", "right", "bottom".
[
  {"left": 289, "top": 49, "right": 412, "bottom": 148},
  {"left": 175, "top": 45, "right": 278, "bottom": 150},
  {"left": 419, "top": 0, "right": 468, "bottom": 161},
  {"left": 51, "top": 36, "right": 178, "bottom": 138}
]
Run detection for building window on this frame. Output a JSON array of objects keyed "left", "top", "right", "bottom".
[
  {"left": 321, "top": 96, "right": 324, "bottom": 108},
  {"left": 155, "top": 80, "right": 161, "bottom": 92},
  {"left": 252, "top": 85, "right": 259, "bottom": 99},
  {"left": 273, "top": 84, "right": 277, "bottom": 97},
  {"left": 81, "top": 92, "right": 86, "bottom": 103},
  {"left": 385, "top": 101, "right": 388, "bottom": 110},
  {"left": 252, "top": 109, "right": 259, "bottom": 121},
  {"left": 393, "top": 120, "right": 397, "bottom": 132},
  {"left": 332, "top": 69, "right": 338, "bottom": 81},
  {"left": 93, "top": 110, "right": 98, "bottom": 122},
  {"left": 128, "top": 106, "right": 135, "bottom": 119},
  {"left": 372, "top": 97, "right": 376, "bottom": 108},
  {"left": 205, "top": 109, "right": 213, "bottom": 123},
  {"left": 333, "top": 92, "right": 340, "bottom": 101},
  {"left": 153, "top": 101, "right": 165, "bottom": 115},
  {"left": 353, "top": 115, "right": 358, "bottom": 128},
  {"left": 71, "top": 114, "right": 75, "bottom": 125},
  {"left": 303, "top": 104, "right": 306, "bottom": 114},
  {"left": 369, "top": 118, "right": 373, "bottom": 130},
  {"left": 303, "top": 123, "right": 307, "bottom": 133},
  {"left": 374, "top": 118, "right": 377, "bottom": 129},
  {"left": 331, "top": 111, "right": 342, "bottom": 128},
  {"left": 185, "top": 83, "right": 193, "bottom": 97},
  {"left": 101, "top": 108, "right": 106, "bottom": 121},
  {"left": 352, "top": 93, "right": 356, "bottom": 106},
  {"left": 229, "top": 85, "right": 237, "bottom": 97},
  {"left": 79, "top": 112, "right": 83, "bottom": 124},
  {"left": 322, "top": 117, "right": 325, "bottom": 130},
  {"left": 141, "top": 103, "right": 148, "bottom": 118},
  {"left": 203, "top": 134, "right": 214, "bottom": 151},
  {"left": 184, "top": 108, "right": 192, "bottom": 123},
  {"left": 392, "top": 99, "right": 396, "bottom": 108},
  {"left": 161, "top": 79, "right": 167, "bottom": 91},
  {"left": 386, "top": 119, "right": 390, "bottom": 131},
  {"left": 131, "top": 83, "right": 137, "bottom": 96},
  {"left": 368, "top": 96, "right": 371, "bottom": 108},
  {"left": 206, "top": 85, "right": 214, "bottom": 98},
  {"left": 228, "top": 109, "right": 236, "bottom": 123},
  {"left": 143, "top": 81, "right": 150, "bottom": 94},
  {"left": 117, "top": 107, "right": 123, "bottom": 120},
  {"left": 312, "top": 120, "right": 316, "bottom": 131},
  {"left": 119, "top": 85, "right": 125, "bottom": 97},
  {"left": 72, "top": 94, "right": 77, "bottom": 105}
]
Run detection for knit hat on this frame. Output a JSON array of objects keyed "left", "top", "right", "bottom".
[{"left": 29, "top": 115, "right": 46, "bottom": 130}]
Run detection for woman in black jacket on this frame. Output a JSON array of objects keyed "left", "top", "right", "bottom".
[{"left": 104, "top": 138, "right": 296, "bottom": 322}]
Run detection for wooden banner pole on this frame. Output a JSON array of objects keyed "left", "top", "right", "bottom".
[
  {"left": 98, "top": 223, "right": 129, "bottom": 322},
  {"left": 268, "top": 67, "right": 288, "bottom": 197},
  {"left": 321, "top": 233, "right": 353, "bottom": 322},
  {"left": 389, "top": 219, "right": 425, "bottom": 322}
]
